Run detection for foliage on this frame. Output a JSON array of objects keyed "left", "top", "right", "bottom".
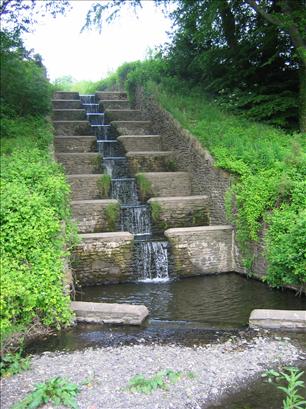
[
  {"left": 97, "top": 174, "right": 111, "bottom": 198},
  {"left": 0, "top": 30, "right": 52, "bottom": 117},
  {"left": 262, "top": 367, "right": 306, "bottom": 409},
  {"left": 13, "top": 377, "right": 80, "bottom": 409},
  {"left": 0, "top": 117, "right": 74, "bottom": 341},
  {"left": 136, "top": 173, "right": 152, "bottom": 201},
  {"left": 0, "top": 348, "right": 30, "bottom": 377},
  {"left": 150, "top": 201, "right": 162, "bottom": 224},
  {"left": 127, "top": 369, "right": 184, "bottom": 394},
  {"left": 104, "top": 203, "right": 120, "bottom": 231}
]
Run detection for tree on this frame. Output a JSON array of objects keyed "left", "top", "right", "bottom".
[{"left": 246, "top": 0, "right": 306, "bottom": 131}]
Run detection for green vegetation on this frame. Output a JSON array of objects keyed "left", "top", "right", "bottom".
[
  {"left": 263, "top": 367, "right": 306, "bottom": 409},
  {"left": 150, "top": 201, "right": 162, "bottom": 224},
  {"left": 105, "top": 203, "right": 120, "bottom": 231},
  {"left": 0, "top": 348, "right": 30, "bottom": 378},
  {"left": 13, "top": 377, "right": 80, "bottom": 409},
  {"left": 135, "top": 173, "right": 152, "bottom": 201},
  {"left": 127, "top": 369, "right": 193, "bottom": 394},
  {"left": 97, "top": 174, "right": 111, "bottom": 198}
]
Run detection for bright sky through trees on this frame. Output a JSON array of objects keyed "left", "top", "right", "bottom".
[{"left": 22, "top": 1, "right": 172, "bottom": 82}]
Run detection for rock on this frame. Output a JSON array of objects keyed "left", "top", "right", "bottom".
[
  {"left": 249, "top": 309, "right": 306, "bottom": 331},
  {"left": 71, "top": 301, "right": 149, "bottom": 325}
]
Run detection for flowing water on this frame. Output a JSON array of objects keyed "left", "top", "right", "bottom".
[{"left": 80, "top": 94, "right": 169, "bottom": 281}]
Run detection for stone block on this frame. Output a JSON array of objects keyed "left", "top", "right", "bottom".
[
  {"left": 136, "top": 172, "right": 191, "bottom": 200},
  {"left": 52, "top": 109, "right": 86, "bottom": 121},
  {"left": 249, "top": 309, "right": 306, "bottom": 331},
  {"left": 71, "top": 199, "right": 119, "bottom": 233},
  {"left": 67, "top": 174, "right": 104, "bottom": 201},
  {"left": 53, "top": 121, "right": 92, "bottom": 136},
  {"left": 52, "top": 100, "right": 82, "bottom": 109},
  {"left": 118, "top": 135, "right": 162, "bottom": 152},
  {"left": 96, "top": 91, "right": 128, "bottom": 101},
  {"left": 112, "top": 121, "right": 152, "bottom": 135},
  {"left": 53, "top": 91, "right": 79, "bottom": 100},
  {"left": 99, "top": 100, "right": 130, "bottom": 110},
  {"left": 54, "top": 136, "right": 96, "bottom": 153},
  {"left": 148, "top": 195, "right": 210, "bottom": 230},
  {"left": 105, "top": 109, "right": 143, "bottom": 122},
  {"left": 72, "top": 232, "right": 135, "bottom": 285},
  {"left": 71, "top": 301, "right": 149, "bottom": 325},
  {"left": 56, "top": 153, "right": 102, "bottom": 174},
  {"left": 165, "top": 225, "right": 234, "bottom": 276},
  {"left": 126, "top": 151, "right": 174, "bottom": 174}
]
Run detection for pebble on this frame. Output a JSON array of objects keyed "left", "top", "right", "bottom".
[{"left": 0, "top": 336, "right": 303, "bottom": 409}]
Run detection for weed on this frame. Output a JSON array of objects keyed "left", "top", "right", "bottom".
[
  {"left": 150, "top": 201, "right": 162, "bottom": 223},
  {"left": 0, "top": 349, "right": 30, "bottom": 377},
  {"left": 13, "top": 377, "right": 80, "bottom": 409},
  {"left": 97, "top": 174, "right": 111, "bottom": 198},
  {"left": 136, "top": 173, "right": 152, "bottom": 201},
  {"left": 166, "top": 159, "right": 177, "bottom": 171},
  {"left": 127, "top": 369, "right": 184, "bottom": 394},
  {"left": 262, "top": 367, "right": 306, "bottom": 409},
  {"left": 105, "top": 203, "right": 120, "bottom": 231}
]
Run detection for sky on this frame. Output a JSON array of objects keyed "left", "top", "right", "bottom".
[{"left": 22, "top": 1, "right": 173, "bottom": 83}]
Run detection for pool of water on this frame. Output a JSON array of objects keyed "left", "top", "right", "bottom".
[{"left": 76, "top": 273, "right": 305, "bottom": 328}]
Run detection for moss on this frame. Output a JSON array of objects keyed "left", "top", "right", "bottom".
[
  {"left": 191, "top": 209, "right": 210, "bottom": 226},
  {"left": 136, "top": 173, "right": 152, "bottom": 201},
  {"left": 166, "top": 159, "right": 177, "bottom": 171},
  {"left": 97, "top": 174, "right": 111, "bottom": 198},
  {"left": 104, "top": 203, "right": 120, "bottom": 231},
  {"left": 150, "top": 201, "right": 168, "bottom": 231}
]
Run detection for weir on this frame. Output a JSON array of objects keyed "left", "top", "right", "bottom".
[{"left": 80, "top": 94, "right": 169, "bottom": 281}]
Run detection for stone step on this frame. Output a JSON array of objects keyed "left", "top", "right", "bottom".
[
  {"left": 52, "top": 109, "right": 86, "bottom": 121},
  {"left": 96, "top": 91, "right": 128, "bottom": 101},
  {"left": 99, "top": 100, "right": 130, "bottom": 110},
  {"left": 54, "top": 136, "right": 97, "bottom": 153},
  {"left": 164, "top": 225, "right": 234, "bottom": 277},
  {"left": 249, "top": 309, "right": 306, "bottom": 331},
  {"left": 72, "top": 232, "right": 136, "bottom": 285},
  {"left": 56, "top": 152, "right": 102, "bottom": 174},
  {"left": 71, "top": 199, "right": 119, "bottom": 233},
  {"left": 53, "top": 91, "right": 79, "bottom": 100},
  {"left": 136, "top": 172, "right": 191, "bottom": 201},
  {"left": 53, "top": 120, "right": 92, "bottom": 136},
  {"left": 111, "top": 120, "right": 152, "bottom": 135},
  {"left": 148, "top": 195, "right": 210, "bottom": 230},
  {"left": 126, "top": 151, "right": 174, "bottom": 174},
  {"left": 118, "top": 135, "right": 162, "bottom": 152},
  {"left": 52, "top": 99, "right": 82, "bottom": 109},
  {"left": 67, "top": 174, "right": 105, "bottom": 201},
  {"left": 105, "top": 109, "right": 143, "bottom": 122},
  {"left": 71, "top": 301, "right": 149, "bottom": 325}
]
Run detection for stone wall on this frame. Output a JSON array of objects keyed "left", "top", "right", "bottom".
[
  {"left": 53, "top": 121, "right": 92, "bottom": 136},
  {"left": 136, "top": 172, "right": 191, "bottom": 200},
  {"left": 67, "top": 174, "right": 104, "bottom": 201},
  {"left": 54, "top": 136, "right": 96, "bottom": 153},
  {"left": 56, "top": 153, "right": 102, "bottom": 174},
  {"left": 72, "top": 232, "right": 135, "bottom": 285},
  {"left": 127, "top": 151, "right": 173, "bottom": 174},
  {"left": 165, "top": 226, "right": 236, "bottom": 277},
  {"left": 71, "top": 199, "right": 120, "bottom": 233},
  {"left": 148, "top": 196, "right": 210, "bottom": 230}
]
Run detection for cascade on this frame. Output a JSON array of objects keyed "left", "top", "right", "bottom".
[{"left": 80, "top": 94, "right": 169, "bottom": 281}]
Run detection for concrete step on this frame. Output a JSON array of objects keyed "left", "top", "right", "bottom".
[
  {"left": 99, "top": 100, "right": 130, "bottom": 110},
  {"left": 71, "top": 301, "right": 149, "bottom": 325},
  {"left": 249, "top": 309, "right": 306, "bottom": 330},
  {"left": 54, "top": 136, "right": 97, "bottom": 153},
  {"left": 72, "top": 232, "right": 136, "bottom": 285},
  {"left": 52, "top": 109, "right": 86, "bottom": 121},
  {"left": 164, "top": 225, "right": 234, "bottom": 277},
  {"left": 96, "top": 91, "right": 128, "bottom": 101},
  {"left": 118, "top": 135, "right": 162, "bottom": 152},
  {"left": 105, "top": 109, "right": 143, "bottom": 122},
  {"left": 148, "top": 195, "right": 210, "bottom": 230},
  {"left": 52, "top": 99, "right": 82, "bottom": 109},
  {"left": 67, "top": 174, "right": 105, "bottom": 201},
  {"left": 53, "top": 120, "right": 92, "bottom": 136},
  {"left": 136, "top": 172, "right": 191, "bottom": 201},
  {"left": 56, "top": 152, "right": 102, "bottom": 174},
  {"left": 111, "top": 120, "right": 152, "bottom": 135},
  {"left": 71, "top": 199, "right": 119, "bottom": 233},
  {"left": 126, "top": 151, "right": 174, "bottom": 173},
  {"left": 54, "top": 91, "right": 79, "bottom": 100}
]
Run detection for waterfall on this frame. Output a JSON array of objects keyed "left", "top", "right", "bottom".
[{"left": 80, "top": 94, "right": 170, "bottom": 282}]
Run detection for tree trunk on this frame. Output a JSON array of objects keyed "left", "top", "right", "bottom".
[{"left": 299, "top": 63, "right": 306, "bottom": 132}]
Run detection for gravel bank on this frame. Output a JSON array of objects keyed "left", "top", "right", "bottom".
[{"left": 1, "top": 336, "right": 304, "bottom": 409}]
